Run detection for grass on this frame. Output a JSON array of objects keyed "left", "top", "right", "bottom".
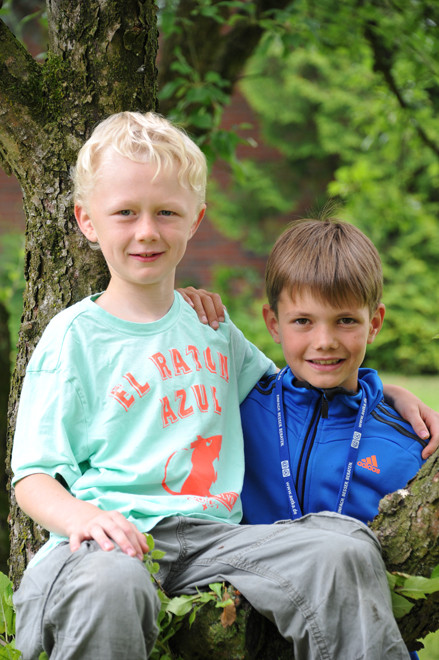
[{"left": 380, "top": 373, "right": 439, "bottom": 412}]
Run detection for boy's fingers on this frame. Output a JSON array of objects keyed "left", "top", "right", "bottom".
[
  {"left": 69, "top": 533, "right": 81, "bottom": 553},
  {"left": 177, "top": 287, "right": 225, "bottom": 329},
  {"left": 210, "top": 292, "right": 225, "bottom": 322},
  {"left": 197, "top": 293, "right": 222, "bottom": 329},
  {"left": 421, "top": 428, "right": 438, "bottom": 459},
  {"left": 417, "top": 405, "right": 439, "bottom": 459},
  {"left": 176, "top": 289, "right": 195, "bottom": 307},
  {"left": 98, "top": 515, "right": 147, "bottom": 559}
]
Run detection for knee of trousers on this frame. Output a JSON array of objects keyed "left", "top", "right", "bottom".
[
  {"left": 290, "top": 514, "right": 387, "bottom": 582},
  {"left": 309, "top": 522, "right": 388, "bottom": 595},
  {"left": 44, "top": 544, "right": 161, "bottom": 638},
  {"left": 47, "top": 546, "right": 160, "bottom": 656},
  {"left": 15, "top": 545, "right": 161, "bottom": 658},
  {"left": 66, "top": 544, "right": 159, "bottom": 614}
]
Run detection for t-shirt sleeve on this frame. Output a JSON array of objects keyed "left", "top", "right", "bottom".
[
  {"left": 227, "top": 315, "right": 276, "bottom": 403},
  {"left": 11, "top": 365, "right": 88, "bottom": 489}
]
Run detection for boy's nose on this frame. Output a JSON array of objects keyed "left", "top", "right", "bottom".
[
  {"left": 135, "top": 214, "right": 160, "bottom": 241},
  {"left": 312, "top": 326, "right": 339, "bottom": 351}
]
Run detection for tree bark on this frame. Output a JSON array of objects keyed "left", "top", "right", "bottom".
[
  {"left": 0, "top": 301, "right": 10, "bottom": 574},
  {"left": 371, "top": 451, "right": 439, "bottom": 650}
]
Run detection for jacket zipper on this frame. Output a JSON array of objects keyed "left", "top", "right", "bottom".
[{"left": 296, "top": 392, "right": 328, "bottom": 509}]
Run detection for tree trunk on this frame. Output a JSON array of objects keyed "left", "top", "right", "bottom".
[{"left": 0, "top": 301, "right": 10, "bottom": 574}]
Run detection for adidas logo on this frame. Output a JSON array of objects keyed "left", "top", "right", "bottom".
[{"left": 357, "top": 455, "right": 380, "bottom": 474}]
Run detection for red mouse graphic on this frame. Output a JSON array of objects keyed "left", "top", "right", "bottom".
[{"left": 162, "top": 434, "right": 222, "bottom": 496}]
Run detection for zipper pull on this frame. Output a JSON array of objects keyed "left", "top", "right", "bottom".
[{"left": 321, "top": 392, "right": 329, "bottom": 419}]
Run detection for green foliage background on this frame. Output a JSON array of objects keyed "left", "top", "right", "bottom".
[{"left": 202, "top": 0, "right": 439, "bottom": 375}]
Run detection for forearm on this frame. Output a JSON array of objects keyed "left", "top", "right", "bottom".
[
  {"left": 382, "top": 383, "right": 439, "bottom": 458},
  {"left": 14, "top": 472, "right": 100, "bottom": 538},
  {"left": 14, "top": 472, "right": 149, "bottom": 558},
  {"left": 382, "top": 383, "right": 405, "bottom": 408}
]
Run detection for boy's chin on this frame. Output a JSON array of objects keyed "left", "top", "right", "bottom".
[{"left": 294, "top": 369, "right": 358, "bottom": 393}]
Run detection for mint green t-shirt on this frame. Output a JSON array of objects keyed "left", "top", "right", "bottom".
[{"left": 12, "top": 292, "right": 274, "bottom": 564}]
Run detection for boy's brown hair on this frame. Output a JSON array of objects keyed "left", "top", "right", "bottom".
[{"left": 265, "top": 218, "right": 383, "bottom": 316}]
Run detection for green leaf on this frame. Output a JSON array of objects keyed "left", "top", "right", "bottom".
[
  {"left": 0, "top": 645, "right": 22, "bottom": 660},
  {"left": 188, "top": 609, "right": 196, "bottom": 626},
  {"left": 208, "top": 582, "right": 223, "bottom": 599},
  {"left": 390, "top": 591, "right": 415, "bottom": 619},
  {"left": 150, "top": 550, "right": 166, "bottom": 560},
  {"left": 395, "top": 573, "right": 439, "bottom": 599},
  {"left": 145, "top": 533, "right": 155, "bottom": 551},
  {"left": 0, "top": 572, "right": 15, "bottom": 637},
  {"left": 166, "top": 595, "right": 196, "bottom": 617}
]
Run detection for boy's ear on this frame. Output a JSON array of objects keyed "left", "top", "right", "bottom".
[
  {"left": 75, "top": 204, "right": 98, "bottom": 243},
  {"left": 189, "top": 204, "right": 206, "bottom": 240},
  {"left": 262, "top": 304, "right": 281, "bottom": 344},
  {"left": 367, "top": 303, "right": 385, "bottom": 345}
]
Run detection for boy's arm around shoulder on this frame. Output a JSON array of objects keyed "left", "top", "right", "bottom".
[
  {"left": 14, "top": 473, "right": 149, "bottom": 560},
  {"left": 383, "top": 384, "right": 439, "bottom": 459},
  {"left": 177, "top": 286, "right": 225, "bottom": 329}
]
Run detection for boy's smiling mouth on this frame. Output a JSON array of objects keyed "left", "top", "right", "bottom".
[
  {"left": 131, "top": 251, "right": 163, "bottom": 259},
  {"left": 307, "top": 358, "right": 344, "bottom": 366}
]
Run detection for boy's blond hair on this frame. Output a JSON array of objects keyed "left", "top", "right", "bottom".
[
  {"left": 266, "top": 218, "right": 383, "bottom": 316},
  {"left": 73, "top": 111, "right": 207, "bottom": 209}
]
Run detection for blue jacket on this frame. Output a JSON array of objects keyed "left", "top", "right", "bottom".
[
  {"left": 241, "top": 367, "right": 425, "bottom": 660},
  {"left": 241, "top": 368, "right": 426, "bottom": 527}
]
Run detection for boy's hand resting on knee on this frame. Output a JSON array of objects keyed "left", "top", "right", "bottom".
[
  {"left": 14, "top": 473, "right": 149, "bottom": 561},
  {"left": 68, "top": 507, "right": 149, "bottom": 560}
]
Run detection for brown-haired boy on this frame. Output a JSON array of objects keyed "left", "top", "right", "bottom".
[
  {"left": 240, "top": 219, "right": 428, "bottom": 659},
  {"left": 242, "top": 217, "right": 427, "bottom": 523}
]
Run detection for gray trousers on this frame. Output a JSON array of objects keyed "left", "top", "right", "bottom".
[{"left": 14, "top": 512, "right": 410, "bottom": 660}]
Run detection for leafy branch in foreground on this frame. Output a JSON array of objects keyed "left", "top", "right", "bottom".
[
  {"left": 388, "top": 564, "right": 439, "bottom": 620},
  {"left": 144, "top": 533, "right": 237, "bottom": 660}
]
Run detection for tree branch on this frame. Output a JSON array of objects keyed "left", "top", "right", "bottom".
[
  {"left": 0, "top": 19, "right": 44, "bottom": 176},
  {"left": 371, "top": 452, "right": 439, "bottom": 648},
  {"left": 363, "top": 20, "right": 439, "bottom": 159}
]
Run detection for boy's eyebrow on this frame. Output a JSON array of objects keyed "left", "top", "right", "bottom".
[{"left": 286, "top": 305, "right": 365, "bottom": 316}]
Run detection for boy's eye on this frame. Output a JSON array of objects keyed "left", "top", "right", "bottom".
[
  {"left": 339, "top": 317, "right": 356, "bottom": 325},
  {"left": 119, "top": 209, "right": 133, "bottom": 216},
  {"left": 158, "top": 210, "right": 176, "bottom": 217},
  {"left": 294, "top": 318, "right": 310, "bottom": 325}
]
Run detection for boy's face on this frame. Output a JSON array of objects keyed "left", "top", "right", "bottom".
[
  {"left": 75, "top": 149, "right": 205, "bottom": 298},
  {"left": 263, "top": 289, "right": 385, "bottom": 392}
]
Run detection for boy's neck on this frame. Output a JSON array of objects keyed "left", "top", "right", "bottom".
[{"left": 95, "top": 280, "right": 176, "bottom": 323}]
